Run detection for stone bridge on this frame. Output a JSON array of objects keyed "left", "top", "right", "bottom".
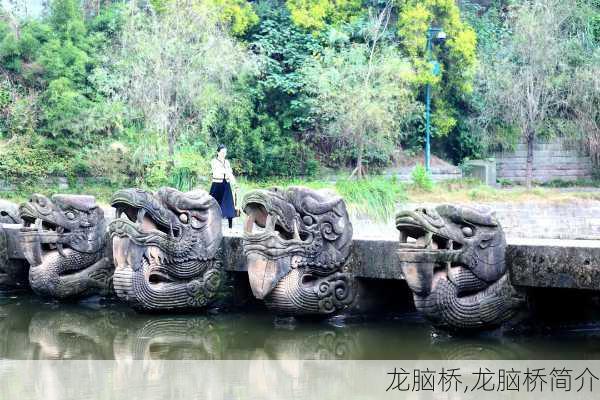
[{"left": 221, "top": 233, "right": 600, "bottom": 291}]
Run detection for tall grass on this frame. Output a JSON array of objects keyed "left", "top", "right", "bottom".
[
  {"left": 236, "top": 176, "right": 405, "bottom": 222},
  {"left": 410, "top": 165, "right": 434, "bottom": 192},
  {"left": 335, "top": 177, "right": 406, "bottom": 222}
]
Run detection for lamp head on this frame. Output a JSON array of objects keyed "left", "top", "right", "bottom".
[{"left": 433, "top": 30, "right": 447, "bottom": 45}]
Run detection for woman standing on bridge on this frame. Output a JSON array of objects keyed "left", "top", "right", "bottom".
[{"left": 209, "top": 144, "right": 238, "bottom": 229}]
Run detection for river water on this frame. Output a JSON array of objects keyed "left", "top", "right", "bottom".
[{"left": 1, "top": 293, "right": 600, "bottom": 360}]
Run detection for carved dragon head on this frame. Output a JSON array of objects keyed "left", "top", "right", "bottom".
[
  {"left": 19, "top": 194, "right": 106, "bottom": 263},
  {"left": 109, "top": 187, "right": 223, "bottom": 311},
  {"left": 396, "top": 205, "right": 518, "bottom": 330},
  {"left": 396, "top": 204, "right": 506, "bottom": 296},
  {"left": 242, "top": 187, "right": 354, "bottom": 315},
  {"left": 0, "top": 199, "right": 21, "bottom": 224},
  {"left": 18, "top": 194, "right": 110, "bottom": 298}
]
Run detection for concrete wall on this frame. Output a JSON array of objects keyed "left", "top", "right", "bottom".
[{"left": 495, "top": 139, "right": 593, "bottom": 183}]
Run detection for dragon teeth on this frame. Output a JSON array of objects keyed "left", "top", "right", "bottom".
[
  {"left": 399, "top": 231, "right": 407, "bottom": 243},
  {"left": 57, "top": 243, "right": 66, "bottom": 257},
  {"left": 265, "top": 214, "right": 275, "bottom": 232},
  {"left": 244, "top": 215, "right": 255, "bottom": 234},
  {"left": 417, "top": 232, "right": 433, "bottom": 248},
  {"left": 137, "top": 208, "right": 146, "bottom": 224}
]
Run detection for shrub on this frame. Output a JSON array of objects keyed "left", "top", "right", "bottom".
[
  {"left": 410, "top": 165, "right": 434, "bottom": 192},
  {"left": 0, "top": 135, "right": 64, "bottom": 188},
  {"left": 335, "top": 177, "right": 406, "bottom": 222}
]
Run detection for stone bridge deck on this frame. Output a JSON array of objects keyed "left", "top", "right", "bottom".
[{"left": 222, "top": 233, "right": 600, "bottom": 291}]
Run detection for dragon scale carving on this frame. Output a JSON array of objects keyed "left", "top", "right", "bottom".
[
  {"left": 396, "top": 204, "right": 522, "bottom": 330},
  {"left": 109, "top": 187, "right": 223, "bottom": 311},
  {"left": 18, "top": 194, "right": 113, "bottom": 299}
]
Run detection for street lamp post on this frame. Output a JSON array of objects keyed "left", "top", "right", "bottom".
[{"left": 424, "top": 26, "right": 446, "bottom": 174}]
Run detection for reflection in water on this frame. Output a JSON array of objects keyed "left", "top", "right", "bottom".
[
  {"left": 1, "top": 294, "right": 600, "bottom": 360},
  {"left": 113, "top": 318, "right": 226, "bottom": 360}
]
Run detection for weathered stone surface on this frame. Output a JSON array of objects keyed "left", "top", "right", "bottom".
[
  {"left": 0, "top": 223, "right": 29, "bottom": 291},
  {"left": 0, "top": 199, "right": 20, "bottom": 224},
  {"left": 0, "top": 200, "right": 27, "bottom": 291},
  {"left": 395, "top": 205, "right": 523, "bottom": 330},
  {"left": 242, "top": 186, "right": 355, "bottom": 316},
  {"left": 109, "top": 187, "right": 223, "bottom": 311},
  {"left": 18, "top": 194, "right": 113, "bottom": 299},
  {"left": 226, "top": 234, "right": 403, "bottom": 280},
  {"left": 507, "top": 238, "right": 600, "bottom": 291}
]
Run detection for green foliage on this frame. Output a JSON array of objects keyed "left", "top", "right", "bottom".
[
  {"left": 0, "top": 135, "right": 64, "bottom": 187},
  {"left": 148, "top": 0, "right": 258, "bottom": 35},
  {"left": 285, "top": 0, "right": 364, "bottom": 31},
  {"left": 335, "top": 176, "right": 405, "bottom": 221},
  {"left": 0, "top": 78, "right": 38, "bottom": 137},
  {"left": 214, "top": 92, "right": 319, "bottom": 177},
  {"left": 112, "top": 0, "right": 259, "bottom": 175},
  {"left": 471, "top": 0, "right": 598, "bottom": 187},
  {"left": 0, "top": 0, "right": 598, "bottom": 188},
  {"left": 207, "top": 3, "right": 321, "bottom": 178},
  {"left": 238, "top": 175, "right": 405, "bottom": 221},
  {"left": 410, "top": 164, "right": 434, "bottom": 192},
  {"left": 301, "top": 27, "right": 419, "bottom": 173},
  {"left": 0, "top": 0, "right": 123, "bottom": 152},
  {"left": 208, "top": 0, "right": 259, "bottom": 35},
  {"left": 397, "top": 0, "right": 477, "bottom": 139}
]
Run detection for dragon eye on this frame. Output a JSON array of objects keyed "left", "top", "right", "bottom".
[
  {"left": 179, "top": 213, "right": 188, "bottom": 223},
  {"left": 302, "top": 215, "right": 314, "bottom": 225},
  {"left": 65, "top": 211, "right": 76, "bottom": 220},
  {"left": 462, "top": 226, "right": 473, "bottom": 237}
]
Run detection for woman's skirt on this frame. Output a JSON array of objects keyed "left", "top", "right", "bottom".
[{"left": 209, "top": 179, "right": 236, "bottom": 219}]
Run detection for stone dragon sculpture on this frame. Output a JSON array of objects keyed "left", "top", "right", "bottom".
[
  {"left": 0, "top": 199, "right": 29, "bottom": 291},
  {"left": 18, "top": 194, "right": 113, "bottom": 299},
  {"left": 109, "top": 187, "right": 223, "bottom": 311},
  {"left": 396, "top": 204, "right": 523, "bottom": 330},
  {"left": 0, "top": 199, "right": 21, "bottom": 225},
  {"left": 242, "top": 186, "right": 355, "bottom": 316}
]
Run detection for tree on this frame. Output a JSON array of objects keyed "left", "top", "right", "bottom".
[
  {"left": 568, "top": 56, "right": 600, "bottom": 172},
  {"left": 562, "top": 0, "right": 600, "bottom": 175},
  {"left": 208, "top": 2, "right": 321, "bottom": 178},
  {"left": 474, "top": 0, "right": 580, "bottom": 189},
  {"left": 302, "top": 3, "right": 419, "bottom": 178},
  {"left": 397, "top": 0, "right": 477, "bottom": 141},
  {"left": 113, "top": 0, "right": 258, "bottom": 169},
  {"left": 285, "top": 0, "right": 363, "bottom": 31}
]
